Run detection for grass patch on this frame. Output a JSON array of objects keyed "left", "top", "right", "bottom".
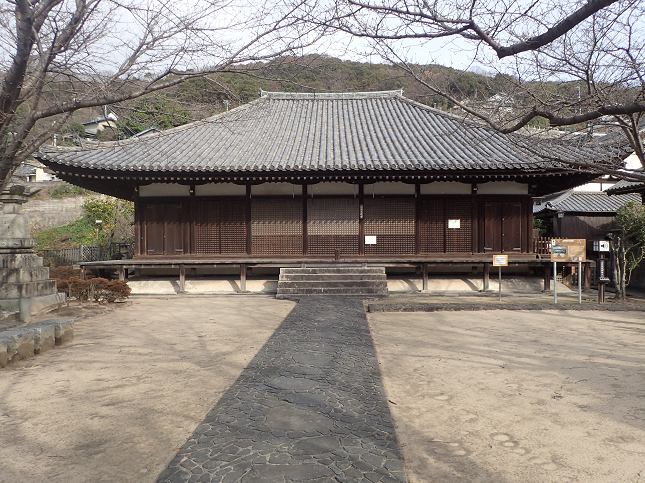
[{"left": 34, "top": 218, "right": 97, "bottom": 250}]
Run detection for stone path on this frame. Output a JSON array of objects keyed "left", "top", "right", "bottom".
[{"left": 157, "top": 297, "right": 407, "bottom": 483}]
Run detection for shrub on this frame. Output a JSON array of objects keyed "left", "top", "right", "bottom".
[{"left": 53, "top": 277, "right": 130, "bottom": 304}]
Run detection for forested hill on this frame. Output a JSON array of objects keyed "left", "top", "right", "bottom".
[
  {"left": 173, "top": 55, "right": 508, "bottom": 114},
  {"left": 74, "top": 55, "right": 573, "bottom": 139}
]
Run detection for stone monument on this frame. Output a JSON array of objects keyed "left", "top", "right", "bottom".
[{"left": 0, "top": 185, "right": 59, "bottom": 321}]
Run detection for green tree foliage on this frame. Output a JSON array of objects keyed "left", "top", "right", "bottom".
[
  {"left": 68, "top": 122, "right": 86, "bottom": 138},
  {"left": 34, "top": 195, "right": 135, "bottom": 250},
  {"left": 82, "top": 195, "right": 135, "bottom": 245},
  {"left": 118, "top": 97, "right": 192, "bottom": 137}
]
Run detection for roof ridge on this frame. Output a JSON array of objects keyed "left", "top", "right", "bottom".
[{"left": 259, "top": 90, "right": 403, "bottom": 99}]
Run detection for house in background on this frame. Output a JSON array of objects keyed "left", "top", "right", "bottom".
[
  {"left": 82, "top": 111, "right": 118, "bottom": 137},
  {"left": 533, "top": 189, "right": 641, "bottom": 239},
  {"left": 13, "top": 160, "right": 58, "bottom": 183},
  {"left": 606, "top": 178, "right": 645, "bottom": 203}
]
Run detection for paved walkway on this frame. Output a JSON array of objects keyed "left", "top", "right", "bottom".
[{"left": 157, "top": 297, "right": 407, "bottom": 483}]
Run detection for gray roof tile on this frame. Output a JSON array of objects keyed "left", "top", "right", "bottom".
[
  {"left": 534, "top": 190, "right": 641, "bottom": 214},
  {"left": 606, "top": 178, "right": 645, "bottom": 194},
  {"left": 39, "top": 91, "right": 607, "bottom": 174}
]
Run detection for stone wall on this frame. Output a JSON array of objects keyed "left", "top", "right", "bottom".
[{"left": 24, "top": 196, "right": 87, "bottom": 230}]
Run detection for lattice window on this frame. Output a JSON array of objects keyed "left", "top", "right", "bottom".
[
  {"left": 221, "top": 202, "right": 247, "bottom": 254},
  {"left": 307, "top": 199, "right": 359, "bottom": 255},
  {"left": 364, "top": 198, "right": 415, "bottom": 255},
  {"left": 419, "top": 199, "right": 445, "bottom": 254},
  {"left": 251, "top": 199, "right": 302, "bottom": 255},
  {"left": 307, "top": 199, "right": 359, "bottom": 235},
  {"left": 195, "top": 201, "right": 220, "bottom": 254},
  {"left": 445, "top": 200, "right": 472, "bottom": 253},
  {"left": 195, "top": 201, "right": 246, "bottom": 255}
]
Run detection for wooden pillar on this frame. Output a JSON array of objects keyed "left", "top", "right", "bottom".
[
  {"left": 358, "top": 184, "right": 365, "bottom": 256},
  {"left": 422, "top": 263, "right": 428, "bottom": 291},
  {"left": 118, "top": 266, "right": 125, "bottom": 282},
  {"left": 415, "top": 184, "right": 421, "bottom": 255},
  {"left": 79, "top": 266, "right": 86, "bottom": 280},
  {"left": 483, "top": 262, "right": 490, "bottom": 291},
  {"left": 240, "top": 264, "right": 247, "bottom": 292},
  {"left": 179, "top": 264, "right": 186, "bottom": 293},
  {"left": 584, "top": 262, "right": 591, "bottom": 290},
  {"left": 246, "top": 185, "right": 252, "bottom": 255},
  {"left": 543, "top": 264, "right": 551, "bottom": 291},
  {"left": 302, "top": 184, "right": 308, "bottom": 256}
]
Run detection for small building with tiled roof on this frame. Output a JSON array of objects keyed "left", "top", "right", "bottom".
[
  {"left": 606, "top": 177, "right": 645, "bottom": 202},
  {"left": 37, "top": 90, "right": 616, "bottom": 262},
  {"left": 534, "top": 189, "right": 641, "bottom": 239}
]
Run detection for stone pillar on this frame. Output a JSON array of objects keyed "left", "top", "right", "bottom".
[{"left": 0, "top": 185, "right": 59, "bottom": 317}]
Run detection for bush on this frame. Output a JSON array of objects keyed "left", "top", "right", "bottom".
[{"left": 54, "top": 277, "right": 131, "bottom": 304}]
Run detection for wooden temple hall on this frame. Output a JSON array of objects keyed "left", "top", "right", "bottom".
[{"left": 38, "top": 91, "right": 612, "bottom": 290}]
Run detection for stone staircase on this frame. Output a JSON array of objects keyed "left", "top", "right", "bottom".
[{"left": 276, "top": 266, "right": 388, "bottom": 298}]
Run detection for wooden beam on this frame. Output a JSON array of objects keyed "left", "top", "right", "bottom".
[
  {"left": 584, "top": 262, "right": 591, "bottom": 290},
  {"left": 483, "top": 262, "right": 490, "bottom": 291},
  {"left": 543, "top": 264, "right": 551, "bottom": 291},
  {"left": 118, "top": 266, "right": 125, "bottom": 282}
]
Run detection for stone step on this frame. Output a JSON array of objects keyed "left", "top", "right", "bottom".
[
  {"left": 276, "top": 266, "right": 388, "bottom": 297},
  {"left": 1, "top": 267, "right": 50, "bottom": 283},
  {"left": 277, "top": 280, "right": 388, "bottom": 289},
  {"left": 280, "top": 267, "right": 385, "bottom": 275},
  {"left": 276, "top": 286, "right": 388, "bottom": 296},
  {"left": 279, "top": 274, "right": 386, "bottom": 282}
]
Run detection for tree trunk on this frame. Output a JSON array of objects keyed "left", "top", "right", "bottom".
[{"left": 609, "top": 232, "right": 627, "bottom": 301}]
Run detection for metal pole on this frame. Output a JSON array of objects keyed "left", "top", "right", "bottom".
[
  {"left": 498, "top": 266, "right": 502, "bottom": 301},
  {"left": 578, "top": 261, "right": 582, "bottom": 304},
  {"left": 553, "top": 261, "right": 557, "bottom": 304}
]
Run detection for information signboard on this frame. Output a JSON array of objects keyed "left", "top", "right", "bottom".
[
  {"left": 551, "top": 239, "right": 586, "bottom": 262},
  {"left": 492, "top": 255, "right": 508, "bottom": 266}
]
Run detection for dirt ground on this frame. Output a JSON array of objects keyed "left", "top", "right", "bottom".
[
  {"left": 0, "top": 296, "right": 295, "bottom": 483},
  {"left": 3, "top": 298, "right": 645, "bottom": 483},
  {"left": 368, "top": 309, "right": 645, "bottom": 483}
]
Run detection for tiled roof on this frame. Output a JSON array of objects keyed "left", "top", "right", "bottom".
[
  {"left": 38, "top": 91, "right": 608, "bottom": 174},
  {"left": 606, "top": 178, "right": 645, "bottom": 195},
  {"left": 534, "top": 190, "right": 641, "bottom": 214}
]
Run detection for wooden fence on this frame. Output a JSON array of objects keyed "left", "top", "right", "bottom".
[
  {"left": 39, "top": 243, "right": 134, "bottom": 267},
  {"left": 533, "top": 237, "right": 551, "bottom": 256}
]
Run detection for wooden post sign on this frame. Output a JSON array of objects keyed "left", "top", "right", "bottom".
[
  {"left": 550, "top": 239, "right": 586, "bottom": 305},
  {"left": 492, "top": 255, "right": 508, "bottom": 301},
  {"left": 550, "top": 239, "right": 586, "bottom": 262}
]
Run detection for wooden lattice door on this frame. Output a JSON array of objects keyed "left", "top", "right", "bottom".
[
  {"left": 194, "top": 201, "right": 246, "bottom": 255},
  {"left": 307, "top": 198, "right": 359, "bottom": 256}
]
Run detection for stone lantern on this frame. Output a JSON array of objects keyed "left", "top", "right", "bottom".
[{"left": 1, "top": 185, "right": 59, "bottom": 321}]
